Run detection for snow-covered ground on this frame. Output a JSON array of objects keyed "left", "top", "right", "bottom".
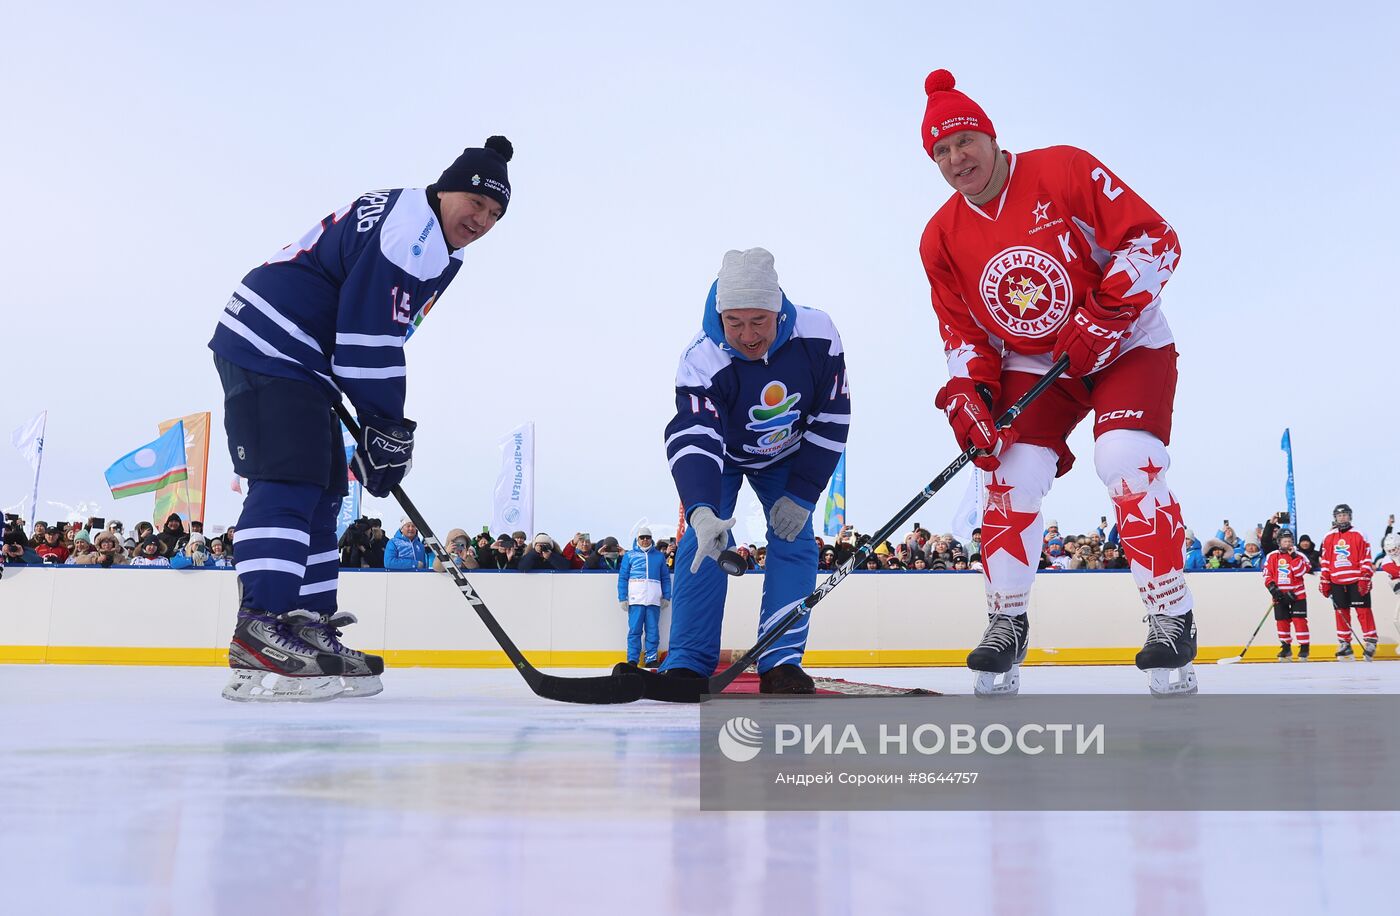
[{"left": 2, "top": 663, "right": 1396, "bottom": 915}]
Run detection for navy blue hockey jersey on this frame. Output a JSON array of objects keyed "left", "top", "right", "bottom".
[
  {"left": 208, "top": 188, "right": 464, "bottom": 420},
  {"left": 665, "top": 283, "right": 850, "bottom": 516}
]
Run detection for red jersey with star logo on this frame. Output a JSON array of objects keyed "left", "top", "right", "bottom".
[
  {"left": 1319, "top": 529, "right": 1371, "bottom": 586},
  {"left": 921, "top": 146, "right": 1181, "bottom": 395}
]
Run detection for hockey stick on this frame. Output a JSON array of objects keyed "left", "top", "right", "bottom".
[
  {"left": 335, "top": 404, "right": 644, "bottom": 705},
  {"left": 1216, "top": 604, "right": 1275, "bottom": 665},
  {"left": 630, "top": 354, "right": 1070, "bottom": 703}
]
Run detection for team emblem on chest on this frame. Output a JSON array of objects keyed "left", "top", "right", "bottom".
[
  {"left": 743, "top": 381, "right": 802, "bottom": 456},
  {"left": 979, "top": 246, "right": 1073, "bottom": 339}
]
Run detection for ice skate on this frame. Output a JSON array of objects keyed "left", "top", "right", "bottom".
[
  {"left": 222, "top": 609, "right": 346, "bottom": 702},
  {"left": 296, "top": 611, "right": 385, "bottom": 698},
  {"left": 1336, "top": 642, "right": 1355, "bottom": 661},
  {"left": 642, "top": 655, "right": 659, "bottom": 668},
  {"left": 1298, "top": 644, "right": 1310, "bottom": 661},
  {"left": 968, "top": 613, "right": 1030, "bottom": 698},
  {"left": 1136, "top": 610, "right": 1198, "bottom": 697},
  {"left": 759, "top": 664, "right": 815, "bottom": 695},
  {"left": 1276, "top": 643, "right": 1292, "bottom": 662},
  {"left": 1363, "top": 639, "right": 1377, "bottom": 662}
]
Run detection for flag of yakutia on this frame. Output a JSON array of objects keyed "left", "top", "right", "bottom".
[{"left": 104, "top": 421, "right": 189, "bottom": 499}]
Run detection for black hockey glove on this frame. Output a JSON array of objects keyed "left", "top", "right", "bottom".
[
  {"left": 352, "top": 415, "right": 416, "bottom": 497},
  {"left": 1266, "top": 582, "right": 1282, "bottom": 601}
]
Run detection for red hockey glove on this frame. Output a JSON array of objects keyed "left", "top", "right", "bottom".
[
  {"left": 934, "top": 378, "right": 1013, "bottom": 471},
  {"left": 1053, "top": 293, "right": 1136, "bottom": 379},
  {"left": 1319, "top": 579, "right": 1332, "bottom": 599},
  {"left": 1357, "top": 576, "right": 1372, "bottom": 596}
]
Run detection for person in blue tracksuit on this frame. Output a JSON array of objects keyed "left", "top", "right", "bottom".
[
  {"left": 382, "top": 518, "right": 428, "bottom": 570},
  {"left": 617, "top": 527, "right": 672, "bottom": 666},
  {"left": 207, "top": 136, "right": 513, "bottom": 701},
  {"left": 661, "top": 248, "right": 851, "bottom": 694}
]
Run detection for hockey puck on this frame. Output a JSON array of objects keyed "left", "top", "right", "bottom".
[{"left": 717, "top": 549, "right": 746, "bottom": 577}]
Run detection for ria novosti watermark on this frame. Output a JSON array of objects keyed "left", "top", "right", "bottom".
[{"left": 700, "top": 696, "right": 1400, "bottom": 811}]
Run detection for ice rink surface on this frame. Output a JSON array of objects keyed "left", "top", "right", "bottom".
[{"left": 2, "top": 662, "right": 1397, "bottom": 916}]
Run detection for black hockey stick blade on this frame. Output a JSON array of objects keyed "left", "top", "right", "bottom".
[
  {"left": 634, "top": 355, "right": 1069, "bottom": 703},
  {"left": 336, "top": 403, "right": 645, "bottom": 705}
]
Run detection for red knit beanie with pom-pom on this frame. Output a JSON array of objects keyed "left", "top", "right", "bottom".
[{"left": 921, "top": 70, "right": 995, "bottom": 159}]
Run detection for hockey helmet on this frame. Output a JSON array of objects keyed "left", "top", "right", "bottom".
[
  {"left": 1332, "top": 503, "right": 1353, "bottom": 529},
  {"left": 1277, "top": 527, "right": 1295, "bottom": 548},
  {"left": 1384, "top": 533, "right": 1400, "bottom": 558}
]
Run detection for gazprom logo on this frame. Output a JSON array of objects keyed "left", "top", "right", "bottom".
[{"left": 717, "top": 716, "right": 763, "bottom": 763}]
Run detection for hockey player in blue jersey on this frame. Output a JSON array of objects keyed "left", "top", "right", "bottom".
[
  {"left": 209, "top": 136, "right": 513, "bottom": 702},
  {"left": 661, "top": 248, "right": 850, "bottom": 694}
]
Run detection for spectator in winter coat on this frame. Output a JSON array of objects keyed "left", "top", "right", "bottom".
[
  {"left": 35, "top": 527, "right": 71, "bottom": 564},
  {"left": 155, "top": 514, "right": 186, "bottom": 557},
  {"left": 434, "top": 528, "right": 480, "bottom": 572},
  {"left": 585, "top": 536, "right": 622, "bottom": 570},
  {"left": 1183, "top": 530, "right": 1205, "bottom": 571},
  {"left": 130, "top": 536, "right": 172, "bottom": 567},
  {"left": 1215, "top": 524, "right": 1243, "bottom": 553},
  {"left": 65, "top": 536, "right": 96, "bottom": 564},
  {"left": 518, "top": 533, "right": 571, "bottom": 572},
  {"left": 383, "top": 519, "right": 428, "bottom": 570},
  {"left": 1101, "top": 545, "right": 1130, "bottom": 569},
  {"left": 207, "top": 536, "right": 233, "bottom": 568},
  {"left": 1202, "top": 538, "right": 1236, "bottom": 570},
  {"left": 1296, "top": 535, "right": 1321, "bottom": 572},
  {"left": 483, "top": 535, "right": 521, "bottom": 570},
  {"left": 171, "top": 535, "right": 214, "bottom": 569},
  {"left": 2, "top": 530, "right": 41, "bottom": 566},
  {"left": 617, "top": 528, "right": 672, "bottom": 666},
  {"left": 1236, "top": 538, "right": 1264, "bottom": 570}
]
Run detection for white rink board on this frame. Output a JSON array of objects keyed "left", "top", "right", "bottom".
[{"left": 1, "top": 565, "right": 1392, "bottom": 665}]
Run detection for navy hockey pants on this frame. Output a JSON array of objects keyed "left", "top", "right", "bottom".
[
  {"left": 215, "top": 356, "right": 347, "bottom": 616},
  {"left": 661, "top": 461, "right": 817, "bottom": 676}
]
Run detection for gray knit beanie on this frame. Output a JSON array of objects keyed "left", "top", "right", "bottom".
[{"left": 716, "top": 248, "right": 781, "bottom": 312}]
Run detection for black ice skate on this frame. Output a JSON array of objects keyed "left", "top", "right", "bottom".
[
  {"left": 223, "top": 609, "right": 346, "bottom": 702},
  {"left": 1363, "top": 639, "right": 1377, "bottom": 662},
  {"left": 1276, "top": 643, "right": 1293, "bottom": 662},
  {"left": 1135, "top": 610, "right": 1198, "bottom": 697},
  {"left": 968, "top": 613, "right": 1030, "bottom": 697},
  {"left": 1336, "top": 642, "right": 1355, "bottom": 661},
  {"left": 1298, "top": 644, "right": 1310, "bottom": 661},
  {"left": 759, "top": 664, "right": 815, "bottom": 695},
  {"left": 296, "top": 611, "right": 385, "bottom": 698}
]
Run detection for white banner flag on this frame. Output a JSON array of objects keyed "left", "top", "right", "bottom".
[
  {"left": 11, "top": 411, "right": 45, "bottom": 471},
  {"left": 951, "top": 465, "right": 984, "bottom": 544},
  {"left": 10, "top": 410, "right": 46, "bottom": 526},
  {"left": 491, "top": 422, "right": 535, "bottom": 536}
]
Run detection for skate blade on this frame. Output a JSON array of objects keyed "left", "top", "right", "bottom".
[
  {"left": 1148, "top": 664, "right": 1198, "bottom": 697},
  {"left": 337, "top": 674, "right": 384, "bottom": 698},
  {"left": 973, "top": 667, "right": 1020, "bottom": 698},
  {"left": 221, "top": 669, "right": 344, "bottom": 702}
]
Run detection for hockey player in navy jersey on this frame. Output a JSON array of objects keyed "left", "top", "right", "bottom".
[
  {"left": 661, "top": 249, "right": 850, "bottom": 694},
  {"left": 209, "top": 137, "right": 513, "bottom": 702}
]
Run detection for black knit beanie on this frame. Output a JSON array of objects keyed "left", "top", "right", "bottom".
[{"left": 429, "top": 135, "right": 513, "bottom": 215}]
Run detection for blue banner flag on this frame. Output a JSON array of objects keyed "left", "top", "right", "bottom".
[
  {"left": 823, "top": 452, "right": 847, "bottom": 537},
  {"left": 336, "top": 443, "right": 362, "bottom": 540},
  {"left": 1281, "top": 429, "right": 1297, "bottom": 533},
  {"left": 104, "top": 422, "right": 188, "bottom": 499}
]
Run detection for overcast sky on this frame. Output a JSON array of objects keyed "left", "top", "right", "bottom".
[{"left": 3, "top": 1, "right": 1396, "bottom": 546}]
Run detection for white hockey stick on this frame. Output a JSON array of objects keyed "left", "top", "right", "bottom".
[{"left": 1217, "top": 604, "right": 1275, "bottom": 665}]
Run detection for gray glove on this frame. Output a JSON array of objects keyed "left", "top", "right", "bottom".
[
  {"left": 619, "top": 600, "right": 630, "bottom": 612},
  {"left": 769, "top": 495, "right": 811, "bottom": 542},
  {"left": 689, "top": 507, "right": 736, "bottom": 573},
  {"left": 661, "top": 598, "right": 671, "bottom": 611}
]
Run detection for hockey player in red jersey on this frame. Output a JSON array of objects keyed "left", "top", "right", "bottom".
[
  {"left": 1319, "top": 504, "right": 1376, "bottom": 660},
  {"left": 1264, "top": 529, "right": 1311, "bottom": 661},
  {"left": 918, "top": 70, "right": 1196, "bottom": 696}
]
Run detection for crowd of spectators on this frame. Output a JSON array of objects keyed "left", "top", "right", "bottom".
[
  {"left": 6, "top": 510, "right": 1394, "bottom": 576},
  {"left": 1, "top": 513, "right": 234, "bottom": 570}
]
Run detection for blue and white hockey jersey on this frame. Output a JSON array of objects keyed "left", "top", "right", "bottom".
[
  {"left": 208, "top": 188, "right": 464, "bottom": 420},
  {"left": 665, "top": 282, "right": 850, "bottom": 516}
]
